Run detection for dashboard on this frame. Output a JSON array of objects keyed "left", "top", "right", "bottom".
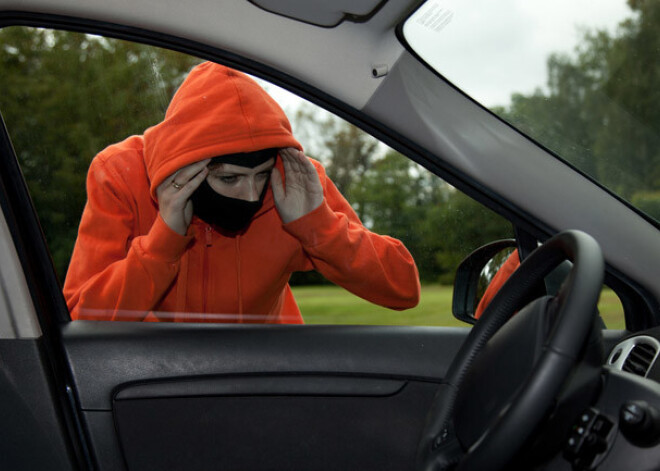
[{"left": 555, "top": 327, "right": 660, "bottom": 471}]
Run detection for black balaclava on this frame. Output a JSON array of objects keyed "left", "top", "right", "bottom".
[{"left": 191, "top": 149, "right": 277, "bottom": 233}]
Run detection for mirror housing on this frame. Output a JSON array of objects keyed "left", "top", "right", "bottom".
[{"left": 452, "top": 239, "right": 517, "bottom": 325}]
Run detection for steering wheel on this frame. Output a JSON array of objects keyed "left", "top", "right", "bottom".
[{"left": 416, "top": 230, "right": 604, "bottom": 471}]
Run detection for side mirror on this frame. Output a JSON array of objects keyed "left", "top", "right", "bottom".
[{"left": 452, "top": 239, "right": 518, "bottom": 325}]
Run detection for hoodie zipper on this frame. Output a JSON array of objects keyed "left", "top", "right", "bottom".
[
  {"left": 204, "top": 226, "right": 242, "bottom": 321},
  {"left": 203, "top": 225, "right": 213, "bottom": 314}
]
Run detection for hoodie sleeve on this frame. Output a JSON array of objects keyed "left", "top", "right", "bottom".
[
  {"left": 63, "top": 154, "right": 192, "bottom": 321},
  {"left": 282, "top": 162, "right": 420, "bottom": 310},
  {"left": 474, "top": 250, "right": 520, "bottom": 319}
]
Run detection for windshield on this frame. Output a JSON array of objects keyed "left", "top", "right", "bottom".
[{"left": 403, "top": 0, "right": 660, "bottom": 224}]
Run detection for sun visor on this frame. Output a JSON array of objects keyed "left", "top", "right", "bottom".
[{"left": 248, "top": 0, "right": 387, "bottom": 27}]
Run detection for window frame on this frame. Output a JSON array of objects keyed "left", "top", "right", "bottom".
[{"left": 0, "top": 12, "right": 656, "bottom": 331}]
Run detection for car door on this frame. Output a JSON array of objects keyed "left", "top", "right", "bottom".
[
  {"left": 0, "top": 22, "right": 480, "bottom": 471},
  {"left": 0, "top": 110, "right": 469, "bottom": 471},
  {"left": 0, "top": 10, "right": 642, "bottom": 471}
]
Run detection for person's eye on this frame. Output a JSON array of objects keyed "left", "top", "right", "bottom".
[
  {"left": 257, "top": 172, "right": 270, "bottom": 180},
  {"left": 218, "top": 175, "right": 238, "bottom": 184}
]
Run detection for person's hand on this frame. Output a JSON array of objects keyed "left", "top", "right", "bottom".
[
  {"left": 156, "top": 159, "right": 210, "bottom": 235},
  {"left": 271, "top": 148, "right": 324, "bottom": 224}
]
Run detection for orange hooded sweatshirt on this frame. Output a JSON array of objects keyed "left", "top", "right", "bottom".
[
  {"left": 474, "top": 250, "right": 520, "bottom": 319},
  {"left": 63, "top": 62, "right": 420, "bottom": 323}
]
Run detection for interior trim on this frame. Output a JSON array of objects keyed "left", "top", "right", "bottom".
[
  {"left": 61, "top": 321, "right": 468, "bottom": 411},
  {"left": 114, "top": 375, "right": 406, "bottom": 400}
]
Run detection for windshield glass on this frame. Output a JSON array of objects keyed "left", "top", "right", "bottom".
[{"left": 403, "top": 0, "right": 660, "bottom": 224}]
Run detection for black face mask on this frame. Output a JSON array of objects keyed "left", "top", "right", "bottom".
[{"left": 191, "top": 179, "right": 268, "bottom": 233}]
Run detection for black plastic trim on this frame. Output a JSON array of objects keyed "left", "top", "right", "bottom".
[
  {"left": 114, "top": 375, "right": 406, "bottom": 400},
  {"left": 452, "top": 239, "right": 517, "bottom": 324},
  {"left": 246, "top": 0, "right": 388, "bottom": 28},
  {"left": 514, "top": 226, "right": 539, "bottom": 261}
]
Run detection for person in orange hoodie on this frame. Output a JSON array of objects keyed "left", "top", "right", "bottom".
[
  {"left": 63, "top": 62, "right": 420, "bottom": 323},
  {"left": 474, "top": 250, "right": 520, "bottom": 319}
]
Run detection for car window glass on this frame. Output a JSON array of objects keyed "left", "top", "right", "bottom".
[
  {"left": 403, "top": 0, "right": 660, "bottom": 225},
  {"left": 0, "top": 25, "right": 556, "bottom": 327},
  {"left": 599, "top": 286, "right": 625, "bottom": 329},
  {"left": 472, "top": 246, "right": 624, "bottom": 328}
]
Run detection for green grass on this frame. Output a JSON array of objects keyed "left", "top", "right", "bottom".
[
  {"left": 293, "top": 284, "right": 626, "bottom": 329},
  {"left": 598, "top": 288, "right": 625, "bottom": 330}
]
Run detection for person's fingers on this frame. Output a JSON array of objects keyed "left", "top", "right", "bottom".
[
  {"left": 287, "top": 150, "right": 320, "bottom": 193},
  {"left": 296, "top": 150, "right": 316, "bottom": 175},
  {"left": 293, "top": 149, "right": 307, "bottom": 174},
  {"left": 280, "top": 148, "right": 296, "bottom": 159},
  {"left": 280, "top": 150, "right": 295, "bottom": 184},
  {"left": 170, "top": 159, "right": 211, "bottom": 187},
  {"left": 284, "top": 149, "right": 312, "bottom": 180},
  {"left": 158, "top": 160, "right": 209, "bottom": 211},
  {"left": 289, "top": 149, "right": 309, "bottom": 182},
  {"left": 178, "top": 166, "right": 208, "bottom": 198},
  {"left": 271, "top": 167, "right": 285, "bottom": 201}
]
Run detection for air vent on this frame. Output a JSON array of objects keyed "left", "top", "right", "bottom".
[
  {"left": 622, "top": 343, "right": 657, "bottom": 376},
  {"left": 608, "top": 336, "right": 660, "bottom": 378}
]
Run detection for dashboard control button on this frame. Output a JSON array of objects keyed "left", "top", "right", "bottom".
[{"left": 619, "top": 400, "right": 660, "bottom": 447}]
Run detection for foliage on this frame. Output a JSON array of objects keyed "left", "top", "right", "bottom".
[
  {"left": 0, "top": 27, "right": 200, "bottom": 280},
  {"left": 425, "top": 192, "right": 513, "bottom": 284},
  {"left": 292, "top": 103, "right": 514, "bottom": 284},
  {"left": 292, "top": 103, "right": 379, "bottom": 219},
  {"left": 631, "top": 191, "right": 660, "bottom": 221},
  {"left": 499, "top": 0, "right": 660, "bottom": 211}
]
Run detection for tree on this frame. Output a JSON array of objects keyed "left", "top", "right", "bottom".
[
  {"left": 424, "top": 191, "right": 513, "bottom": 284},
  {"left": 499, "top": 1, "right": 660, "bottom": 205},
  {"left": 292, "top": 105, "right": 379, "bottom": 219},
  {"left": 0, "top": 27, "right": 200, "bottom": 280},
  {"left": 349, "top": 150, "right": 510, "bottom": 284},
  {"left": 290, "top": 108, "right": 512, "bottom": 285}
]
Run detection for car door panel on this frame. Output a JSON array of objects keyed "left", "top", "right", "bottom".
[
  {"left": 60, "top": 321, "right": 469, "bottom": 470},
  {"left": 0, "top": 339, "right": 78, "bottom": 471},
  {"left": 115, "top": 379, "right": 437, "bottom": 471}
]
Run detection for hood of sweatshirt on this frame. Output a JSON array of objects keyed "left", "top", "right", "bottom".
[{"left": 144, "top": 62, "right": 302, "bottom": 200}]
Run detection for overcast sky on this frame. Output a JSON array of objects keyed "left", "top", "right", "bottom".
[
  {"left": 406, "top": 0, "right": 634, "bottom": 107},
  {"left": 266, "top": 0, "right": 634, "bottom": 112}
]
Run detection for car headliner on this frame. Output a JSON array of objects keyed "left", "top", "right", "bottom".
[{"left": 0, "top": 0, "right": 659, "bottom": 314}]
